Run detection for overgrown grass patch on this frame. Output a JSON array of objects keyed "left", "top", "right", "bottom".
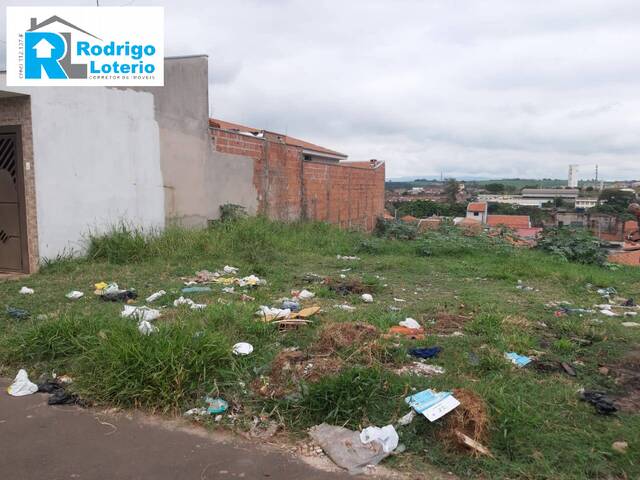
[{"left": 2, "top": 217, "right": 640, "bottom": 479}]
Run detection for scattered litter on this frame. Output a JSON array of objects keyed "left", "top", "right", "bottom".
[
  {"left": 37, "top": 378, "right": 77, "bottom": 405},
  {"left": 395, "top": 362, "right": 444, "bottom": 376},
  {"left": 138, "top": 320, "right": 158, "bottom": 335},
  {"left": 612, "top": 441, "right": 629, "bottom": 454},
  {"left": 292, "top": 289, "right": 315, "bottom": 300},
  {"left": 232, "top": 342, "right": 254, "bottom": 356},
  {"left": 184, "top": 407, "right": 208, "bottom": 417},
  {"left": 504, "top": 352, "right": 532, "bottom": 368},
  {"left": 405, "top": 389, "right": 460, "bottom": 422},
  {"left": 94, "top": 281, "right": 108, "bottom": 291},
  {"left": 580, "top": 390, "right": 617, "bottom": 415},
  {"left": 399, "top": 318, "right": 421, "bottom": 329},
  {"left": 182, "top": 286, "right": 212, "bottom": 293},
  {"left": 256, "top": 306, "right": 291, "bottom": 321},
  {"left": 516, "top": 280, "right": 535, "bottom": 291},
  {"left": 238, "top": 275, "right": 266, "bottom": 287},
  {"left": 222, "top": 287, "right": 235, "bottom": 294},
  {"left": 409, "top": 346, "right": 442, "bottom": 359},
  {"left": 623, "top": 298, "right": 636, "bottom": 307},
  {"left": 6, "top": 306, "right": 29, "bottom": 319},
  {"left": 624, "top": 311, "right": 638, "bottom": 317},
  {"left": 295, "top": 306, "right": 321, "bottom": 319},
  {"left": 223, "top": 265, "right": 239, "bottom": 274},
  {"left": 173, "top": 296, "right": 206, "bottom": 310},
  {"left": 622, "top": 322, "right": 640, "bottom": 327},
  {"left": 334, "top": 304, "right": 356, "bottom": 312},
  {"left": 240, "top": 293, "right": 255, "bottom": 302},
  {"left": 597, "top": 287, "right": 617, "bottom": 298},
  {"left": 397, "top": 410, "right": 416, "bottom": 426},
  {"left": 454, "top": 431, "right": 493, "bottom": 457},
  {"left": 389, "top": 306, "right": 401, "bottom": 312},
  {"left": 65, "top": 290, "right": 84, "bottom": 300},
  {"left": 393, "top": 298, "right": 406, "bottom": 302},
  {"left": 205, "top": 396, "right": 228, "bottom": 414},
  {"left": 361, "top": 293, "right": 373, "bottom": 303},
  {"left": 145, "top": 290, "right": 166, "bottom": 303},
  {"left": 386, "top": 326, "right": 424, "bottom": 339},
  {"left": 336, "top": 255, "right": 360, "bottom": 260},
  {"left": 19, "top": 286, "right": 34, "bottom": 295},
  {"left": 121, "top": 305, "right": 161, "bottom": 322},
  {"left": 309, "top": 423, "right": 390, "bottom": 474},
  {"left": 600, "top": 309, "right": 618, "bottom": 317},
  {"left": 281, "top": 300, "right": 300, "bottom": 311},
  {"left": 7, "top": 369, "right": 38, "bottom": 397},
  {"left": 100, "top": 287, "right": 138, "bottom": 302},
  {"left": 359, "top": 425, "right": 399, "bottom": 454}
]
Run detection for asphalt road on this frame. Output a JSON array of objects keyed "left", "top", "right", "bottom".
[{"left": 0, "top": 378, "right": 356, "bottom": 480}]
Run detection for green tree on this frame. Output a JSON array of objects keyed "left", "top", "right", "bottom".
[
  {"left": 443, "top": 178, "right": 460, "bottom": 204},
  {"left": 484, "top": 183, "right": 505, "bottom": 194}
]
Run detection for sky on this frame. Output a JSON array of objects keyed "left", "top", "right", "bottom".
[{"left": 2, "top": 0, "right": 640, "bottom": 180}]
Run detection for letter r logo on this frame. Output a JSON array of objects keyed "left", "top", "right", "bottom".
[{"left": 25, "top": 32, "right": 67, "bottom": 79}]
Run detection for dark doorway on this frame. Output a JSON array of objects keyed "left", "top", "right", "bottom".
[{"left": 0, "top": 126, "right": 28, "bottom": 272}]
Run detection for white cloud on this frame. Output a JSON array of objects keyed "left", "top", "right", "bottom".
[{"left": 2, "top": 0, "right": 639, "bottom": 179}]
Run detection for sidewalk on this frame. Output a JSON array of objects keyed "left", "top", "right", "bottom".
[{"left": 0, "top": 378, "right": 355, "bottom": 480}]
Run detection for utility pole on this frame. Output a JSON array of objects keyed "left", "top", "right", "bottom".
[{"left": 595, "top": 164, "right": 599, "bottom": 188}]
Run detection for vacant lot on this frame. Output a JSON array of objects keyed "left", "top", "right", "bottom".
[{"left": 1, "top": 218, "right": 639, "bottom": 479}]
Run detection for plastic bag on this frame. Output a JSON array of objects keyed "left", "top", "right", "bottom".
[{"left": 7, "top": 369, "right": 38, "bottom": 396}]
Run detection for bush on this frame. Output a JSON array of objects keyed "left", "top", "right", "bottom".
[
  {"left": 374, "top": 218, "right": 417, "bottom": 240},
  {"left": 416, "top": 226, "right": 513, "bottom": 257},
  {"left": 536, "top": 227, "right": 606, "bottom": 266}
]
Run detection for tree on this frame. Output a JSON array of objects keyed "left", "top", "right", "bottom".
[
  {"left": 443, "top": 178, "right": 460, "bottom": 204},
  {"left": 484, "top": 183, "right": 505, "bottom": 194},
  {"left": 595, "top": 189, "right": 637, "bottom": 214}
]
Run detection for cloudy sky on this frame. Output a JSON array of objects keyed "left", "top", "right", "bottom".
[{"left": 2, "top": 0, "right": 640, "bottom": 180}]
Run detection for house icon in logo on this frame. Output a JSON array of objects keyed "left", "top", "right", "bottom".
[{"left": 25, "top": 16, "right": 101, "bottom": 79}]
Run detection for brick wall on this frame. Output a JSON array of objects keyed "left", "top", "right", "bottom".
[
  {"left": 0, "top": 96, "right": 39, "bottom": 273},
  {"left": 210, "top": 128, "right": 385, "bottom": 231}
]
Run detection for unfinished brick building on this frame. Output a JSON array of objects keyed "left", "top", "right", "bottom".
[{"left": 209, "top": 119, "right": 385, "bottom": 231}]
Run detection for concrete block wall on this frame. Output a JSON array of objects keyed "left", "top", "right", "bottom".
[{"left": 210, "top": 127, "right": 385, "bottom": 231}]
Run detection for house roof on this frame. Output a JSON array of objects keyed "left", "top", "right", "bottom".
[
  {"left": 487, "top": 215, "right": 530, "bottom": 229},
  {"left": 209, "top": 118, "right": 347, "bottom": 159},
  {"left": 467, "top": 202, "right": 487, "bottom": 213},
  {"left": 521, "top": 188, "right": 579, "bottom": 196}
]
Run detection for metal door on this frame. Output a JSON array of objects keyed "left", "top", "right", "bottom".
[{"left": 0, "top": 130, "right": 25, "bottom": 271}]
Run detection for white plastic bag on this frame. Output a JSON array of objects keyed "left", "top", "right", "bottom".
[
  {"left": 361, "top": 293, "right": 373, "bottom": 303},
  {"left": 121, "top": 305, "right": 161, "bottom": 322},
  {"left": 232, "top": 342, "right": 254, "bottom": 355},
  {"left": 7, "top": 369, "right": 38, "bottom": 396},
  {"left": 66, "top": 290, "right": 84, "bottom": 300},
  {"left": 19, "top": 286, "right": 34, "bottom": 295},
  {"left": 359, "top": 425, "right": 399, "bottom": 453},
  {"left": 138, "top": 320, "right": 158, "bottom": 335},
  {"left": 399, "top": 318, "right": 421, "bottom": 329},
  {"left": 146, "top": 290, "right": 166, "bottom": 303}
]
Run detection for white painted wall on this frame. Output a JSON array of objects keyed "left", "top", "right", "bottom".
[{"left": 0, "top": 73, "right": 165, "bottom": 260}]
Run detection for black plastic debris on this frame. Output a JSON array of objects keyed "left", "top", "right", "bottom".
[
  {"left": 580, "top": 390, "right": 617, "bottom": 415},
  {"left": 100, "top": 290, "right": 138, "bottom": 302},
  {"left": 6, "top": 306, "right": 29, "bottom": 319},
  {"left": 623, "top": 298, "right": 636, "bottom": 307},
  {"left": 37, "top": 379, "right": 78, "bottom": 406}
]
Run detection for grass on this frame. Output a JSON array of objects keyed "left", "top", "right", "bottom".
[{"left": 1, "top": 217, "right": 640, "bottom": 479}]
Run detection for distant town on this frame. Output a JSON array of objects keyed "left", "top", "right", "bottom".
[{"left": 385, "top": 165, "right": 639, "bottom": 265}]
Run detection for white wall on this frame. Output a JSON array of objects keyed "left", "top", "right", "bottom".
[{"left": 0, "top": 74, "right": 165, "bottom": 259}]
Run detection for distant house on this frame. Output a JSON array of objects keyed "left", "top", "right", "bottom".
[
  {"left": 486, "top": 215, "right": 531, "bottom": 229},
  {"left": 466, "top": 202, "right": 488, "bottom": 223}
]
